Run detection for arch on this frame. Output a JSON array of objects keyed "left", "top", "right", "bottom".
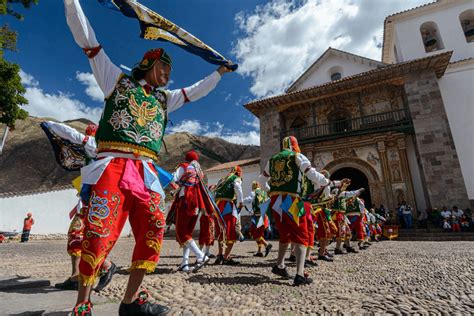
[
  {"left": 323, "top": 157, "right": 380, "bottom": 182},
  {"left": 327, "top": 109, "right": 351, "bottom": 133},
  {"left": 420, "top": 21, "right": 444, "bottom": 52},
  {"left": 331, "top": 167, "right": 372, "bottom": 208},
  {"left": 459, "top": 10, "right": 474, "bottom": 43}
]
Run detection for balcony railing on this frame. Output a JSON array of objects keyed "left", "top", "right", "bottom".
[{"left": 283, "top": 108, "right": 413, "bottom": 143}]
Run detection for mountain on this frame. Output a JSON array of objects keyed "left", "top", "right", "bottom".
[{"left": 0, "top": 117, "right": 259, "bottom": 194}]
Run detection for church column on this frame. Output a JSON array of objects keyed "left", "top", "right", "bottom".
[
  {"left": 259, "top": 109, "right": 282, "bottom": 171},
  {"left": 377, "top": 140, "right": 394, "bottom": 210},
  {"left": 397, "top": 137, "right": 417, "bottom": 215}
]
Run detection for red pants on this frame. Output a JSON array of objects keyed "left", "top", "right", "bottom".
[
  {"left": 333, "top": 211, "right": 351, "bottom": 241},
  {"left": 348, "top": 215, "right": 365, "bottom": 241},
  {"left": 199, "top": 214, "right": 215, "bottom": 246},
  {"left": 67, "top": 211, "right": 86, "bottom": 257},
  {"left": 452, "top": 223, "right": 460, "bottom": 232},
  {"left": 315, "top": 208, "right": 332, "bottom": 241},
  {"left": 306, "top": 213, "right": 315, "bottom": 248},
  {"left": 250, "top": 216, "right": 268, "bottom": 245},
  {"left": 271, "top": 195, "right": 308, "bottom": 246},
  {"left": 215, "top": 200, "right": 237, "bottom": 244},
  {"left": 175, "top": 208, "right": 198, "bottom": 246},
  {"left": 79, "top": 158, "right": 165, "bottom": 286}
]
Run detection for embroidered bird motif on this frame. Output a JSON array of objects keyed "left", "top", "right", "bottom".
[{"left": 129, "top": 94, "right": 158, "bottom": 127}]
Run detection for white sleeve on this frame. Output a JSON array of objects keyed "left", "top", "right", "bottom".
[
  {"left": 243, "top": 191, "right": 255, "bottom": 205},
  {"left": 64, "top": 0, "right": 121, "bottom": 97},
  {"left": 258, "top": 161, "right": 271, "bottom": 192},
  {"left": 172, "top": 166, "right": 185, "bottom": 183},
  {"left": 339, "top": 189, "right": 362, "bottom": 199},
  {"left": 46, "top": 121, "right": 85, "bottom": 145},
  {"left": 166, "top": 71, "right": 221, "bottom": 114},
  {"left": 296, "top": 153, "right": 329, "bottom": 187},
  {"left": 234, "top": 178, "right": 243, "bottom": 204}
]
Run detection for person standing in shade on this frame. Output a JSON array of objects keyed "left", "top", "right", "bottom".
[{"left": 21, "top": 212, "right": 34, "bottom": 243}]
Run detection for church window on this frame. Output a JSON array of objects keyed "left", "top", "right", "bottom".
[
  {"left": 289, "top": 116, "right": 307, "bottom": 129},
  {"left": 330, "top": 72, "right": 342, "bottom": 81},
  {"left": 420, "top": 21, "right": 444, "bottom": 53},
  {"left": 459, "top": 10, "right": 474, "bottom": 43}
]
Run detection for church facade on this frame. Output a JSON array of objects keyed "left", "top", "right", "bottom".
[{"left": 245, "top": 0, "right": 473, "bottom": 212}]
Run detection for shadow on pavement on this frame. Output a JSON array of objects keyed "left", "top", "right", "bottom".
[
  {"left": 186, "top": 272, "right": 290, "bottom": 286},
  {"left": 9, "top": 312, "right": 69, "bottom": 316}
]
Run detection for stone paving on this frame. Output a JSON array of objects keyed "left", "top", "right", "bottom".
[{"left": 0, "top": 238, "right": 473, "bottom": 315}]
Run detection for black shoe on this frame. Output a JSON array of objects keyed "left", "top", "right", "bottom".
[
  {"left": 365, "top": 242, "right": 372, "bottom": 246},
  {"left": 271, "top": 265, "right": 291, "bottom": 279},
  {"left": 334, "top": 248, "right": 346, "bottom": 255},
  {"left": 287, "top": 255, "right": 296, "bottom": 263},
  {"left": 72, "top": 301, "right": 92, "bottom": 316},
  {"left": 253, "top": 252, "right": 264, "bottom": 257},
  {"left": 346, "top": 246, "right": 359, "bottom": 253},
  {"left": 222, "top": 258, "right": 240, "bottom": 265},
  {"left": 324, "top": 251, "right": 334, "bottom": 258},
  {"left": 214, "top": 254, "right": 224, "bottom": 265},
  {"left": 95, "top": 262, "right": 117, "bottom": 292},
  {"left": 359, "top": 245, "right": 368, "bottom": 250},
  {"left": 119, "top": 291, "right": 170, "bottom": 316},
  {"left": 318, "top": 255, "right": 334, "bottom": 262},
  {"left": 294, "top": 274, "right": 313, "bottom": 286},
  {"left": 304, "top": 259, "right": 318, "bottom": 267},
  {"left": 192, "top": 256, "right": 210, "bottom": 273},
  {"left": 205, "top": 253, "right": 216, "bottom": 259},
  {"left": 343, "top": 244, "right": 348, "bottom": 249},
  {"left": 264, "top": 244, "right": 273, "bottom": 257},
  {"left": 55, "top": 277, "right": 78, "bottom": 291},
  {"left": 177, "top": 264, "right": 190, "bottom": 272}
]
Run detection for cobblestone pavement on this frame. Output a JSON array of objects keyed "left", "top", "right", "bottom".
[{"left": 0, "top": 238, "right": 473, "bottom": 315}]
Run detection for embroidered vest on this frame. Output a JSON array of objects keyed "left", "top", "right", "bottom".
[
  {"left": 301, "top": 175, "right": 315, "bottom": 198},
  {"left": 346, "top": 197, "right": 362, "bottom": 216},
  {"left": 269, "top": 150, "right": 300, "bottom": 195},
  {"left": 252, "top": 188, "right": 268, "bottom": 215},
  {"left": 332, "top": 196, "right": 347, "bottom": 212},
  {"left": 95, "top": 74, "right": 168, "bottom": 160},
  {"left": 215, "top": 174, "right": 239, "bottom": 200}
]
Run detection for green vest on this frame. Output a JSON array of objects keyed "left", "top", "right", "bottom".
[
  {"left": 346, "top": 198, "right": 362, "bottom": 215},
  {"left": 301, "top": 175, "right": 315, "bottom": 198},
  {"left": 215, "top": 174, "right": 239, "bottom": 200},
  {"left": 95, "top": 74, "right": 168, "bottom": 160},
  {"left": 269, "top": 150, "right": 300, "bottom": 195},
  {"left": 252, "top": 188, "right": 268, "bottom": 215},
  {"left": 332, "top": 197, "right": 347, "bottom": 212}
]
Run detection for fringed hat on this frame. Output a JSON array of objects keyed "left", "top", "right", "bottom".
[
  {"left": 131, "top": 48, "right": 172, "bottom": 80},
  {"left": 282, "top": 136, "right": 301, "bottom": 153},
  {"left": 251, "top": 181, "right": 260, "bottom": 190},
  {"left": 185, "top": 150, "right": 199, "bottom": 162},
  {"left": 85, "top": 123, "right": 98, "bottom": 136}
]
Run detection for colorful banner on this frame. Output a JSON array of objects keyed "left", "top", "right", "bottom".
[{"left": 98, "top": 0, "right": 237, "bottom": 70}]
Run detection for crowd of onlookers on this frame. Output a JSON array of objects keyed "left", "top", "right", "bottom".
[{"left": 427, "top": 206, "right": 472, "bottom": 232}]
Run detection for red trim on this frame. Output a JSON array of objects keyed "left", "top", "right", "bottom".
[
  {"left": 181, "top": 88, "right": 190, "bottom": 103},
  {"left": 83, "top": 45, "right": 102, "bottom": 59},
  {"left": 82, "top": 136, "right": 89, "bottom": 145}
]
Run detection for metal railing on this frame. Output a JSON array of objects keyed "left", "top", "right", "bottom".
[{"left": 283, "top": 108, "right": 412, "bottom": 142}]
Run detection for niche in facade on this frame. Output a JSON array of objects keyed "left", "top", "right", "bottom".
[
  {"left": 420, "top": 21, "right": 444, "bottom": 53},
  {"left": 459, "top": 10, "right": 474, "bottom": 43}
]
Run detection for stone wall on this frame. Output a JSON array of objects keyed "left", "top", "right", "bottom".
[
  {"left": 259, "top": 110, "right": 282, "bottom": 170},
  {"left": 404, "top": 70, "right": 469, "bottom": 208}
]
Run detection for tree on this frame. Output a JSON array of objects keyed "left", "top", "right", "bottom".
[{"left": 0, "top": 0, "right": 38, "bottom": 128}]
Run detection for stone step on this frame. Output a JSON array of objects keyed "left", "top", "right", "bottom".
[{"left": 397, "top": 235, "right": 474, "bottom": 241}]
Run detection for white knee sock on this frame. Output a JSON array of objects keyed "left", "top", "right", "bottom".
[
  {"left": 295, "top": 244, "right": 307, "bottom": 277},
  {"left": 277, "top": 243, "right": 289, "bottom": 268},
  {"left": 187, "top": 239, "right": 205, "bottom": 261},
  {"left": 181, "top": 246, "right": 190, "bottom": 266}
]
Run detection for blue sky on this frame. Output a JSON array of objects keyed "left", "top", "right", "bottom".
[{"left": 5, "top": 0, "right": 431, "bottom": 145}]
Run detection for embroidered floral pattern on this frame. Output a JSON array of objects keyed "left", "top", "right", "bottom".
[
  {"left": 109, "top": 109, "right": 133, "bottom": 130},
  {"left": 149, "top": 121, "right": 163, "bottom": 140}
]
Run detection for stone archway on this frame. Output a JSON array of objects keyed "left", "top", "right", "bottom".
[
  {"left": 323, "top": 158, "right": 386, "bottom": 208},
  {"left": 332, "top": 167, "right": 372, "bottom": 207}
]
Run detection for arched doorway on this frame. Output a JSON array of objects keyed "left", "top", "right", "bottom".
[{"left": 331, "top": 167, "right": 372, "bottom": 208}]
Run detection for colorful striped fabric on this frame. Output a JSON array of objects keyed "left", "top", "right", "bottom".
[{"left": 98, "top": 0, "right": 237, "bottom": 70}]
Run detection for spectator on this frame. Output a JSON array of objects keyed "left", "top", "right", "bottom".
[
  {"left": 451, "top": 206, "right": 463, "bottom": 232},
  {"left": 418, "top": 208, "right": 428, "bottom": 229},
  {"left": 442, "top": 218, "right": 452, "bottom": 232},
  {"left": 428, "top": 208, "right": 441, "bottom": 227},
  {"left": 396, "top": 203, "right": 405, "bottom": 227},
  {"left": 21, "top": 212, "right": 34, "bottom": 243},
  {"left": 400, "top": 201, "right": 413, "bottom": 229},
  {"left": 440, "top": 206, "right": 451, "bottom": 221},
  {"left": 460, "top": 214, "right": 470, "bottom": 232}
]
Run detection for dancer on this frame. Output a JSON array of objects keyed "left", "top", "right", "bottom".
[
  {"left": 168, "top": 150, "right": 211, "bottom": 272},
  {"left": 213, "top": 166, "right": 244, "bottom": 265},
  {"left": 42, "top": 121, "right": 116, "bottom": 292},
  {"left": 259, "top": 136, "right": 329, "bottom": 286},
  {"left": 64, "top": 0, "right": 233, "bottom": 314},
  {"left": 245, "top": 181, "right": 273, "bottom": 257}
]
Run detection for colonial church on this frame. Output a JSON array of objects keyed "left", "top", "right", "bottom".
[{"left": 245, "top": 0, "right": 473, "bottom": 212}]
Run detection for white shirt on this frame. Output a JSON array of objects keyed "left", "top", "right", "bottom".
[
  {"left": 64, "top": 0, "right": 221, "bottom": 114},
  {"left": 233, "top": 178, "right": 244, "bottom": 204},
  {"left": 258, "top": 152, "right": 329, "bottom": 195},
  {"left": 441, "top": 210, "right": 451, "bottom": 219},
  {"left": 45, "top": 121, "right": 97, "bottom": 158},
  {"left": 243, "top": 191, "right": 255, "bottom": 206}
]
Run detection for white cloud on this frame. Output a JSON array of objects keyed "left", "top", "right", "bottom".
[
  {"left": 167, "top": 119, "right": 260, "bottom": 146},
  {"left": 76, "top": 72, "right": 104, "bottom": 102},
  {"left": 243, "top": 117, "right": 260, "bottom": 130},
  {"left": 20, "top": 71, "right": 102, "bottom": 123},
  {"left": 233, "top": 0, "right": 432, "bottom": 98}
]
